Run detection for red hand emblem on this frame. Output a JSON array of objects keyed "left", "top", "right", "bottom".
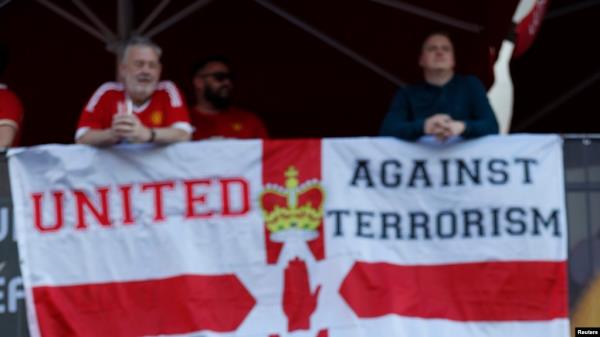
[{"left": 282, "top": 257, "right": 321, "bottom": 332}]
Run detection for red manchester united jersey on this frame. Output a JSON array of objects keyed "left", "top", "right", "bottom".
[
  {"left": 0, "top": 84, "right": 24, "bottom": 146},
  {"left": 191, "top": 106, "right": 268, "bottom": 140},
  {"left": 76, "top": 81, "right": 192, "bottom": 140}
]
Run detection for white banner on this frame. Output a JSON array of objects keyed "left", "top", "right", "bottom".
[{"left": 9, "top": 135, "right": 568, "bottom": 337}]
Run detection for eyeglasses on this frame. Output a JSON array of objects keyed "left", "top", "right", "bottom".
[{"left": 200, "top": 72, "right": 233, "bottom": 82}]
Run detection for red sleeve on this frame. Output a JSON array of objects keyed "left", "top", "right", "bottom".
[
  {"left": 77, "top": 106, "right": 105, "bottom": 130},
  {"left": 77, "top": 85, "right": 117, "bottom": 131},
  {"left": 0, "top": 90, "right": 24, "bottom": 128},
  {"left": 159, "top": 81, "right": 191, "bottom": 126}
]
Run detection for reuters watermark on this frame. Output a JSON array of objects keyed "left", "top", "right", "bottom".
[{"left": 576, "top": 328, "right": 600, "bottom": 335}]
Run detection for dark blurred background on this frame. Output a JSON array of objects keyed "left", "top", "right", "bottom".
[{"left": 0, "top": 0, "right": 598, "bottom": 145}]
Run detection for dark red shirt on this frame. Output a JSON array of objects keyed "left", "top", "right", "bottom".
[
  {"left": 0, "top": 84, "right": 24, "bottom": 146},
  {"left": 191, "top": 106, "right": 268, "bottom": 140}
]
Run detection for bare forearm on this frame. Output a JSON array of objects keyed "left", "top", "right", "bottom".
[
  {"left": 0, "top": 125, "right": 17, "bottom": 147},
  {"left": 77, "top": 126, "right": 190, "bottom": 146},
  {"left": 76, "top": 129, "right": 120, "bottom": 146},
  {"left": 152, "top": 127, "right": 191, "bottom": 144}
]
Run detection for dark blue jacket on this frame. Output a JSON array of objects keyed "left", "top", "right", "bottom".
[{"left": 379, "top": 74, "right": 499, "bottom": 140}]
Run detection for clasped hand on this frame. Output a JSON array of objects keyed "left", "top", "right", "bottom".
[
  {"left": 111, "top": 113, "right": 151, "bottom": 143},
  {"left": 424, "top": 113, "right": 465, "bottom": 141}
]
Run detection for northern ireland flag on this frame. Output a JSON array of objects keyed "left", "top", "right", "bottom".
[{"left": 9, "top": 135, "right": 568, "bottom": 337}]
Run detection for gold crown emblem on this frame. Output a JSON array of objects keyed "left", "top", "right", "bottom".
[{"left": 260, "top": 166, "right": 325, "bottom": 234}]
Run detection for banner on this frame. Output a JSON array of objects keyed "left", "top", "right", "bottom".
[{"left": 9, "top": 136, "right": 568, "bottom": 337}]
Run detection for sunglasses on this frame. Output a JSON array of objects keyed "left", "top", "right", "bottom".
[{"left": 200, "top": 72, "right": 233, "bottom": 82}]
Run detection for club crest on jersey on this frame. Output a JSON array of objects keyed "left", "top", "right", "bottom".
[
  {"left": 232, "top": 122, "right": 243, "bottom": 132},
  {"left": 150, "top": 110, "right": 163, "bottom": 126}
]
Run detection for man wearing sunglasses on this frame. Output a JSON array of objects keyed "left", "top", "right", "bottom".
[{"left": 191, "top": 55, "right": 268, "bottom": 140}]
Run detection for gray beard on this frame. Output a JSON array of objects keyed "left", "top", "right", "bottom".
[{"left": 127, "top": 82, "right": 156, "bottom": 103}]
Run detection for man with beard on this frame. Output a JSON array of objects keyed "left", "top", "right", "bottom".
[
  {"left": 380, "top": 32, "right": 498, "bottom": 143},
  {"left": 190, "top": 55, "right": 268, "bottom": 140},
  {"left": 76, "top": 37, "right": 192, "bottom": 145}
]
